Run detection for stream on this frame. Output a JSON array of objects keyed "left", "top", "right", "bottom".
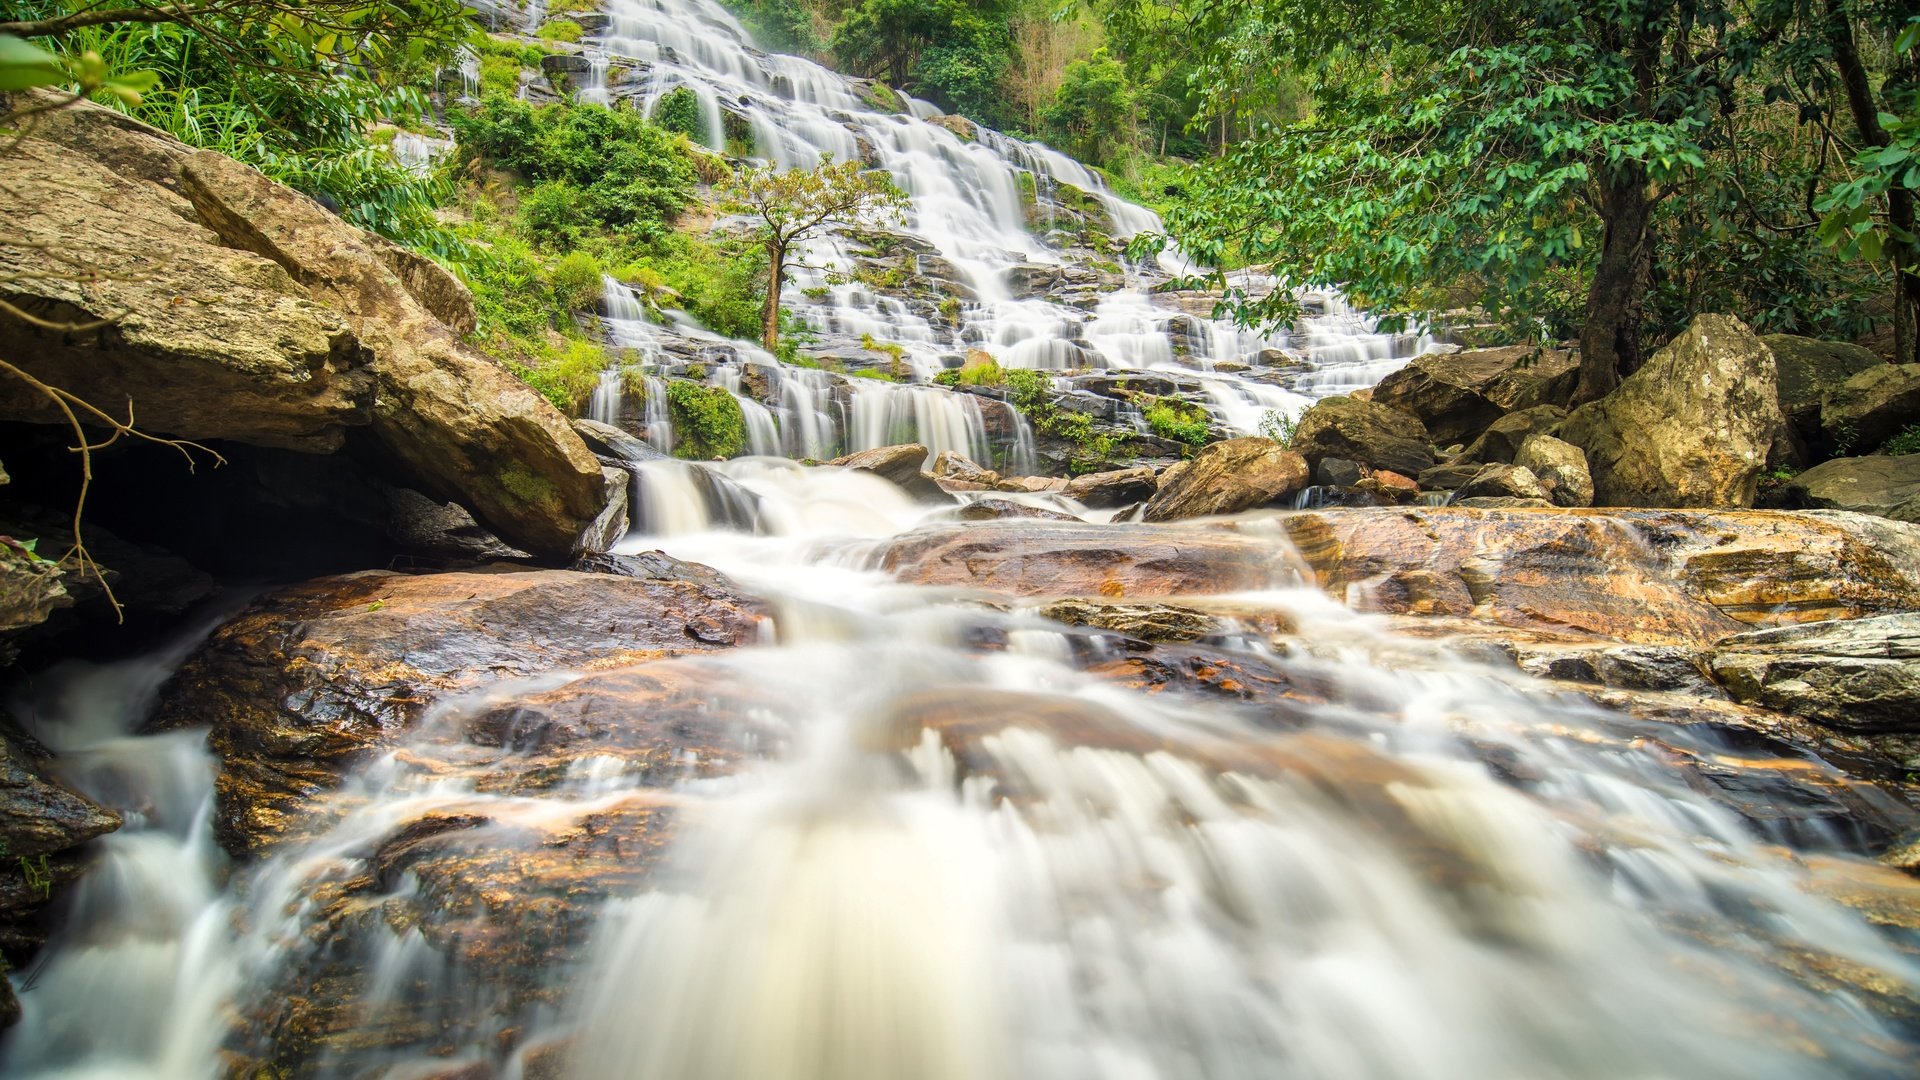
[{"left": 3, "top": 463, "right": 1918, "bottom": 1078}]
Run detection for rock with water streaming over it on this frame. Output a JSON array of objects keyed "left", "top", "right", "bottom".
[
  {"left": 876, "top": 519, "right": 1293, "bottom": 597},
  {"left": 147, "top": 563, "right": 768, "bottom": 856},
  {"left": 1710, "top": 613, "right": 1920, "bottom": 735}
]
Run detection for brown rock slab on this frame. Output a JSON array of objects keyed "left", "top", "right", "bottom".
[{"left": 1141, "top": 438, "right": 1308, "bottom": 521}]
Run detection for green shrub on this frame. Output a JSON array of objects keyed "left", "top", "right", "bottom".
[
  {"left": 653, "top": 86, "right": 709, "bottom": 144},
  {"left": 1259, "top": 408, "right": 1299, "bottom": 447},
  {"left": 550, "top": 250, "right": 606, "bottom": 310},
  {"left": 666, "top": 380, "right": 747, "bottom": 459},
  {"left": 1884, "top": 424, "right": 1920, "bottom": 456},
  {"left": 478, "top": 54, "right": 523, "bottom": 98},
  {"left": 506, "top": 337, "right": 608, "bottom": 412},
  {"left": 536, "top": 18, "right": 585, "bottom": 42},
  {"left": 1144, "top": 398, "right": 1211, "bottom": 447}
]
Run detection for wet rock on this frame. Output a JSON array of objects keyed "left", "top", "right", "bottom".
[
  {"left": 1557, "top": 315, "right": 1786, "bottom": 508},
  {"left": 1003, "top": 264, "right": 1064, "bottom": 298},
  {"left": 1455, "top": 463, "right": 1551, "bottom": 502},
  {"left": 148, "top": 564, "right": 769, "bottom": 855},
  {"left": 828, "top": 443, "right": 949, "bottom": 502},
  {"left": 926, "top": 113, "right": 978, "bottom": 141},
  {"left": 573, "top": 418, "right": 664, "bottom": 463},
  {"left": 930, "top": 450, "right": 998, "bottom": 486},
  {"left": 1063, "top": 466, "right": 1157, "bottom": 509},
  {"left": 994, "top": 475, "right": 1068, "bottom": 494},
  {"left": 1290, "top": 397, "right": 1434, "bottom": 479},
  {"left": 1315, "top": 457, "right": 1365, "bottom": 488},
  {"left": 1764, "top": 334, "right": 1885, "bottom": 439},
  {"left": 1371, "top": 346, "right": 1578, "bottom": 445},
  {"left": 1512, "top": 434, "right": 1594, "bottom": 508},
  {"left": 876, "top": 520, "right": 1292, "bottom": 598},
  {"left": 1710, "top": 614, "right": 1920, "bottom": 733},
  {"left": 0, "top": 729, "right": 120, "bottom": 1012},
  {"left": 1452, "top": 496, "right": 1554, "bottom": 508},
  {"left": 1455, "top": 405, "right": 1567, "bottom": 465},
  {"left": 1417, "top": 461, "right": 1484, "bottom": 492},
  {"left": 1767, "top": 455, "right": 1920, "bottom": 519},
  {"left": 954, "top": 499, "right": 1081, "bottom": 522},
  {"left": 1821, "top": 363, "right": 1920, "bottom": 452},
  {"left": 1141, "top": 438, "right": 1309, "bottom": 522},
  {"left": 0, "top": 539, "right": 70, "bottom": 639},
  {"left": 1280, "top": 507, "right": 1920, "bottom": 644},
  {"left": 1036, "top": 599, "right": 1221, "bottom": 642}
]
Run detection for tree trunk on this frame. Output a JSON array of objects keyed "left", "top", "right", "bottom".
[
  {"left": 1574, "top": 165, "right": 1656, "bottom": 404},
  {"left": 761, "top": 241, "right": 785, "bottom": 353},
  {"left": 1827, "top": 0, "right": 1920, "bottom": 363}
]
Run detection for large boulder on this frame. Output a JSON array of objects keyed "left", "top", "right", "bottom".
[
  {"left": 874, "top": 519, "right": 1293, "bottom": 597},
  {"left": 1763, "top": 334, "right": 1885, "bottom": 438},
  {"left": 148, "top": 563, "right": 769, "bottom": 856},
  {"left": 1513, "top": 434, "right": 1595, "bottom": 508},
  {"left": 0, "top": 98, "right": 610, "bottom": 559},
  {"left": 1710, "top": 614, "right": 1920, "bottom": 734},
  {"left": 829, "top": 443, "right": 948, "bottom": 501},
  {"left": 1556, "top": 315, "right": 1785, "bottom": 507},
  {"left": 1141, "top": 438, "right": 1308, "bottom": 521},
  {"left": 1820, "top": 363, "right": 1920, "bottom": 453},
  {"left": 1278, "top": 507, "right": 1920, "bottom": 645},
  {"left": 1768, "top": 455, "right": 1920, "bottom": 519},
  {"left": 1063, "top": 466, "right": 1157, "bottom": 509},
  {"left": 1290, "top": 397, "right": 1434, "bottom": 479},
  {"left": 1371, "top": 346, "right": 1578, "bottom": 446},
  {"left": 1453, "top": 463, "right": 1551, "bottom": 502}
]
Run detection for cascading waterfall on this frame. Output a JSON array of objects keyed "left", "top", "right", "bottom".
[{"left": 558, "top": 0, "right": 1435, "bottom": 458}]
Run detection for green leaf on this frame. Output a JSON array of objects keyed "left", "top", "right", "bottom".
[{"left": 0, "top": 34, "right": 67, "bottom": 91}]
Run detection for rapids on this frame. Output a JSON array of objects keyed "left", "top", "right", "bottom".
[{"left": 3, "top": 461, "right": 1918, "bottom": 1078}]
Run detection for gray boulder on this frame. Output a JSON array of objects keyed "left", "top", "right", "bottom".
[
  {"left": 1820, "top": 363, "right": 1920, "bottom": 453},
  {"left": 1371, "top": 345, "right": 1578, "bottom": 446},
  {"left": 1455, "top": 405, "right": 1567, "bottom": 465},
  {"left": 1763, "top": 334, "right": 1884, "bottom": 438},
  {"left": 1454, "top": 463, "right": 1551, "bottom": 502},
  {"left": 1768, "top": 455, "right": 1920, "bottom": 519},
  {"left": 1710, "top": 613, "right": 1920, "bottom": 732}
]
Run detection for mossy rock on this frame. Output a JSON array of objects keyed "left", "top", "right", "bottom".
[{"left": 664, "top": 380, "right": 746, "bottom": 460}]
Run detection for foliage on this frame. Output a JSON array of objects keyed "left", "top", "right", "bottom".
[
  {"left": 1003, "top": 367, "right": 1123, "bottom": 471},
  {"left": 665, "top": 380, "right": 748, "bottom": 459},
  {"left": 653, "top": 85, "right": 709, "bottom": 143},
  {"left": 723, "top": 0, "right": 822, "bottom": 55},
  {"left": 536, "top": 19, "right": 584, "bottom": 43},
  {"left": 721, "top": 157, "right": 910, "bottom": 348},
  {"left": 1258, "top": 408, "right": 1298, "bottom": 446},
  {"left": 17, "top": 8, "right": 468, "bottom": 256},
  {"left": 450, "top": 95, "right": 697, "bottom": 246},
  {"left": 1884, "top": 424, "right": 1920, "bottom": 456},
  {"left": 1042, "top": 49, "right": 1132, "bottom": 164},
  {"left": 1143, "top": 397, "right": 1209, "bottom": 446}
]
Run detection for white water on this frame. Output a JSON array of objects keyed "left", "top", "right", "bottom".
[
  {"left": 5, "top": 464, "right": 1919, "bottom": 1078},
  {"left": 563, "top": 0, "right": 1430, "bottom": 465}
]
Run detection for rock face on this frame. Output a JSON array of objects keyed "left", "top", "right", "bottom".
[
  {"left": 828, "top": 443, "right": 948, "bottom": 501},
  {"left": 1455, "top": 405, "right": 1566, "bottom": 465},
  {"left": 1289, "top": 397, "right": 1434, "bottom": 479},
  {"left": 1820, "top": 363, "right": 1920, "bottom": 452},
  {"left": 1711, "top": 614, "right": 1920, "bottom": 733},
  {"left": 1141, "top": 438, "right": 1308, "bottom": 521},
  {"left": 1769, "top": 455, "right": 1920, "bottom": 519},
  {"left": 1371, "top": 346, "right": 1578, "bottom": 446},
  {"left": 149, "top": 564, "right": 769, "bottom": 855},
  {"left": 0, "top": 98, "right": 610, "bottom": 559},
  {"left": 1279, "top": 507, "right": 1920, "bottom": 645},
  {"left": 1513, "top": 434, "right": 1594, "bottom": 508},
  {"left": 1764, "top": 334, "right": 1884, "bottom": 437},
  {"left": 1063, "top": 466, "right": 1156, "bottom": 509},
  {"left": 1556, "top": 314, "right": 1785, "bottom": 508},
  {"left": 1454, "top": 463, "right": 1551, "bottom": 502}
]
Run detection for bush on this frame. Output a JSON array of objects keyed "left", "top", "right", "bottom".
[
  {"left": 507, "top": 337, "right": 608, "bottom": 412},
  {"left": 478, "top": 54, "right": 523, "bottom": 98},
  {"left": 665, "top": 380, "right": 747, "bottom": 459},
  {"left": 653, "top": 86, "right": 709, "bottom": 144},
  {"left": 451, "top": 96, "right": 697, "bottom": 243},
  {"left": 1144, "top": 398, "right": 1210, "bottom": 447},
  {"left": 550, "top": 250, "right": 605, "bottom": 310},
  {"left": 1258, "top": 408, "right": 1299, "bottom": 446},
  {"left": 536, "top": 19, "right": 584, "bottom": 42},
  {"left": 1885, "top": 424, "right": 1920, "bottom": 456}
]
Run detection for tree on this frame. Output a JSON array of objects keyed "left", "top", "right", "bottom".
[
  {"left": 721, "top": 158, "right": 908, "bottom": 351},
  {"left": 831, "top": 0, "right": 1007, "bottom": 91},
  {"left": 1107, "top": 0, "right": 1807, "bottom": 401},
  {"left": 1042, "top": 48, "right": 1135, "bottom": 165}
]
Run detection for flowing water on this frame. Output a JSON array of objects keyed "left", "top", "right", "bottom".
[
  {"left": 6, "top": 4, "right": 1917, "bottom": 1076},
  {"left": 5, "top": 460, "right": 1919, "bottom": 1078},
  {"left": 556, "top": 0, "right": 1429, "bottom": 464}
]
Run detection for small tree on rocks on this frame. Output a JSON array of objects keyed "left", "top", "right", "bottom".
[{"left": 722, "top": 157, "right": 908, "bottom": 351}]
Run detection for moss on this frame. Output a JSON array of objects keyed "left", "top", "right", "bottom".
[
  {"left": 665, "top": 379, "right": 746, "bottom": 459},
  {"left": 721, "top": 110, "right": 755, "bottom": 157},
  {"left": 536, "top": 18, "right": 585, "bottom": 42},
  {"left": 861, "top": 81, "right": 904, "bottom": 114},
  {"left": 500, "top": 462, "right": 563, "bottom": 514},
  {"left": 1002, "top": 368, "right": 1122, "bottom": 471}
]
